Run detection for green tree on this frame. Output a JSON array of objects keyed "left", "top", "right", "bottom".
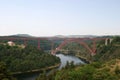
[{"left": 0, "top": 62, "right": 16, "bottom": 80}]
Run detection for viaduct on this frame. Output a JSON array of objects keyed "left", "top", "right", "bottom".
[{"left": 0, "top": 37, "right": 112, "bottom": 55}]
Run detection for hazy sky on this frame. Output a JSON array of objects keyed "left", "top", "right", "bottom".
[{"left": 0, "top": 0, "right": 120, "bottom": 36}]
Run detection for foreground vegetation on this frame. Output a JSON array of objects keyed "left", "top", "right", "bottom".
[
  {"left": 36, "top": 59, "right": 120, "bottom": 80},
  {"left": 0, "top": 62, "right": 17, "bottom": 80}
]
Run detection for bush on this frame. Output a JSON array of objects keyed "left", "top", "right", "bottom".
[
  {"left": 90, "top": 62, "right": 102, "bottom": 68},
  {"left": 115, "top": 65, "right": 120, "bottom": 75},
  {"left": 93, "top": 70, "right": 110, "bottom": 80}
]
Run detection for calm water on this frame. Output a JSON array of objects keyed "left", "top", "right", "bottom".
[
  {"left": 15, "top": 54, "right": 84, "bottom": 80},
  {"left": 56, "top": 54, "right": 84, "bottom": 69}
]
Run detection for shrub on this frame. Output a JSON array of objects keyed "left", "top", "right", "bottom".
[{"left": 115, "top": 65, "right": 120, "bottom": 75}]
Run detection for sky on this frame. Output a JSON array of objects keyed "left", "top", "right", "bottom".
[{"left": 0, "top": 0, "right": 120, "bottom": 36}]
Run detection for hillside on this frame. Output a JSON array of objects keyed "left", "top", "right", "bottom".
[
  {"left": 36, "top": 58, "right": 120, "bottom": 80},
  {"left": 0, "top": 44, "right": 60, "bottom": 73},
  {"left": 93, "top": 36, "right": 120, "bottom": 62}
]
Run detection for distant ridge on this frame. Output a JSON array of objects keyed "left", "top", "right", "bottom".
[
  {"left": 0, "top": 34, "right": 118, "bottom": 38},
  {"left": 10, "top": 34, "right": 34, "bottom": 37},
  {"left": 54, "top": 35, "right": 97, "bottom": 38}
]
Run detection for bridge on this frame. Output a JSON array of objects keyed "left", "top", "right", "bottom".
[
  {"left": 51, "top": 38, "right": 112, "bottom": 55},
  {"left": 0, "top": 37, "right": 111, "bottom": 55}
]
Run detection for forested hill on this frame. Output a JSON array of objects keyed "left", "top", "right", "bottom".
[
  {"left": 0, "top": 44, "right": 60, "bottom": 73},
  {"left": 93, "top": 36, "right": 120, "bottom": 62}
]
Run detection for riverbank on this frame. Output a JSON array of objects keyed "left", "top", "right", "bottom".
[
  {"left": 12, "top": 63, "right": 60, "bottom": 75},
  {"left": 75, "top": 55, "right": 90, "bottom": 64}
]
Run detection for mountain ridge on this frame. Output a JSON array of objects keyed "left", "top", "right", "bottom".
[{"left": 9, "top": 34, "right": 34, "bottom": 37}]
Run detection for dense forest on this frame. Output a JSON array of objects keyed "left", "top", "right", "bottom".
[
  {"left": 36, "top": 36, "right": 120, "bottom": 80},
  {"left": 0, "top": 44, "right": 60, "bottom": 73}
]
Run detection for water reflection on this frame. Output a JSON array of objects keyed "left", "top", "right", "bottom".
[{"left": 56, "top": 54, "right": 84, "bottom": 69}]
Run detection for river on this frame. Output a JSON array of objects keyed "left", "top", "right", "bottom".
[
  {"left": 15, "top": 54, "right": 85, "bottom": 80},
  {"left": 56, "top": 54, "right": 84, "bottom": 69}
]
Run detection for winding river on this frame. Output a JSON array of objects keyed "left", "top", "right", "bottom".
[{"left": 15, "top": 54, "right": 85, "bottom": 80}]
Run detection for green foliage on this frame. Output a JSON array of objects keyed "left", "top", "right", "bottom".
[
  {"left": 93, "top": 37, "right": 120, "bottom": 62},
  {"left": 90, "top": 62, "right": 102, "bottom": 68},
  {"left": 37, "top": 58, "right": 120, "bottom": 80},
  {"left": 36, "top": 70, "right": 47, "bottom": 80},
  {"left": 108, "top": 59, "right": 116, "bottom": 65},
  {"left": 69, "top": 65, "right": 95, "bottom": 80},
  {"left": 115, "top": 65, "right": 120, "bottom": 75},
  {"left": 0, "top": 62, "right": 16, "bottom": 80},
  {"left": 64, "top": 61, "right": 75, "bottom": 69},
  {"left": 0, "top": 44, "right": 60, "bottom": 73},
  {"left": 53, "top": 64, "right": 95, "bottom": 80},
  {"left": 54, "top": 70, "right": 69, "bottom": 80},
  {"left": 112, "top": 36, "right": 120, "bottom": 44},
  {"left": 93, "top": 70, "right": 108, "bottom": 80}
]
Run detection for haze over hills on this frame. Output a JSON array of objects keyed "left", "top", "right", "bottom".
[
  {"left": 54, "top": 35, "right": 98, "bottom": 38},
  {"left": 0, "top": 34, "right": 119, "bottom": 38},
  {"left": 6, "top": 34, "right": 98, "bottom": 38}
]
